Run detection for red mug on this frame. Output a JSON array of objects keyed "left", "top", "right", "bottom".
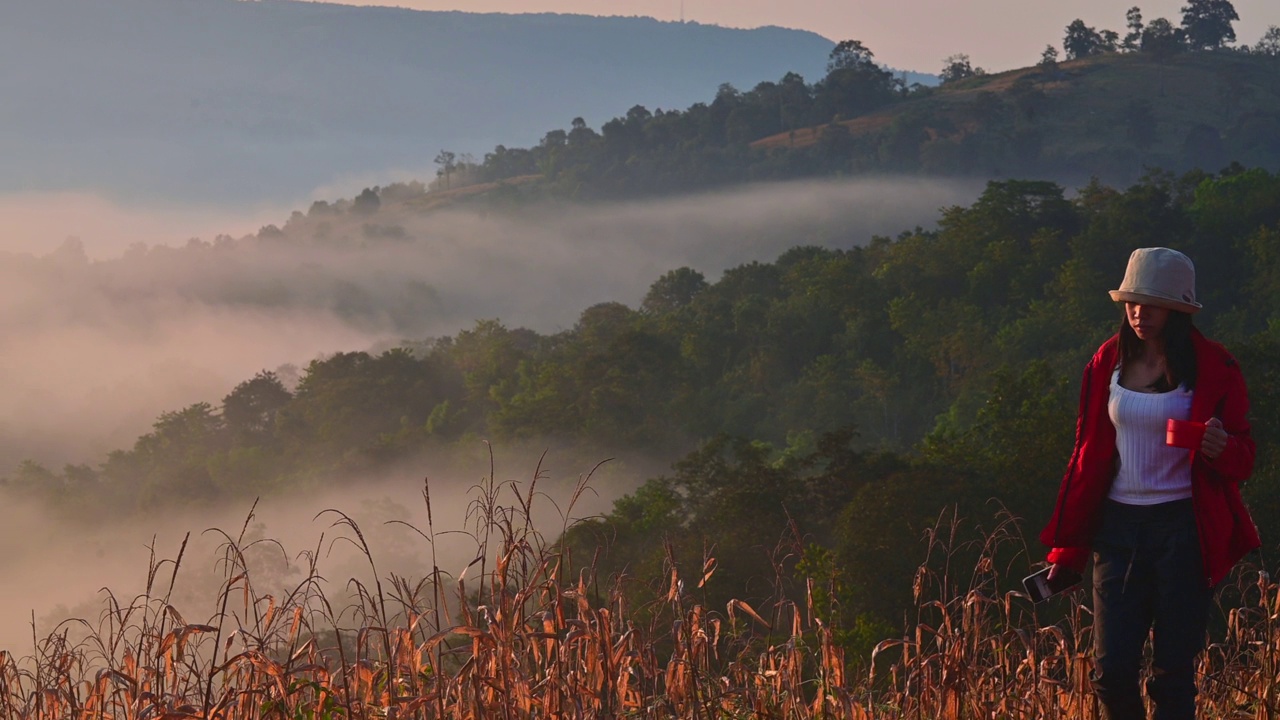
[{"left": 1166, "top": 419, "right": 1206, "bottom": 449}]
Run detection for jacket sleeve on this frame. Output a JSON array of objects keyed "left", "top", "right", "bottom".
[
  {"left": 1047, "top": 546, "right": 1089, "bottom": 573},
  {"left": 1039, "top": 350, "right": 1103, "bottom": 556},
  {"left": 1205, "top": 359, "right": 1255, "bottom": 483}
]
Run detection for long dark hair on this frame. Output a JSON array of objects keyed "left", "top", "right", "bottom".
[{"left": 1118, "top": 310, "right": 1197, "bottom": 391}]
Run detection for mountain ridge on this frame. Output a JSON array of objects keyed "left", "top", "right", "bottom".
[{"left": 2, "top": 0, "right": 907, "bottom": 204}]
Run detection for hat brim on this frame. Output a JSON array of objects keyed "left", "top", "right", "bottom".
[{"left": 1109, "top": 290, "right": 1202, "bottom": 314}]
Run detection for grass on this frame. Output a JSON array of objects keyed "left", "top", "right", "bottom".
[{"left": 3, "top": 457, "right": 1279, "bottom": 718}]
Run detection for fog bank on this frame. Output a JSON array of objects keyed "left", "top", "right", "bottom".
[
  {"left": 0, "top": 449, "right": 624, "bottom": 653},
  {"left": 0, "top": 176, "right": 983, "bottom": 469}
]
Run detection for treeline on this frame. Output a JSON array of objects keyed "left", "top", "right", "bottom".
[
  {"left": 8, "top": 168, "right": 1280, "bottom": 642},
  {"left": 416, "top": 3, "right": 1280, "bottom": 201},
  {"left": 1058, "top": 1, "right": 1279, "bottom": 60},
  {"left": 457, "top": 39, "right": 907, "bottom": 199}
]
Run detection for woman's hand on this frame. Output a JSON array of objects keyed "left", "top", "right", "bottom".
[
  {"left": 1047, "top": 563, "right": 1064, "bottom": 581},
  {"left": 1201, "top": 417, "right": 1228, "bottom": 460}
]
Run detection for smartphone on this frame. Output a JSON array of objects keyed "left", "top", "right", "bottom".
[{"left": 1022, "top": 566, "right": 1083, "bottom": 603}]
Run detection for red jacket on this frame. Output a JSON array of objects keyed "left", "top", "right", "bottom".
[{"left": 1040, "top": 329, "right": 1260, "bottom": 587}]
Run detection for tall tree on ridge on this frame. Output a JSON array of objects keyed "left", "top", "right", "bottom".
[
  {"left": 1252, "top": 25, "right": 1280, "bottom": 56},
  {"left": 1064, "top": 19, "right": 1106, "bottom": 60},
  {"left": 1181, "top": 0, "right": 1239, "bottom": 50},
  {"left": 816, "top": 40, "right": 899, "bottom": 120},
  {"left": 1124, "top": 7, "right": 1145, "bottom": 51},
  {"left": 939, "top": 54, "right": 984, "bottom": 84},
  {"left": 435, "top": 150, "right": 457, "bottom": 189}
]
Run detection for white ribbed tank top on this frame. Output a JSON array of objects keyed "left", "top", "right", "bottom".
[{"left": 1107, "top": 368, "right": 1194, "bottom": 505}]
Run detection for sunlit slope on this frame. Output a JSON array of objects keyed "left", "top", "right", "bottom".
[{"left": 753, "top": 52, "right": 1280, "bottom": 181}]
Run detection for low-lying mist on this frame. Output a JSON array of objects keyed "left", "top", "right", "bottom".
[
  {"left": 0, "top": 176, "right": 983, "bottom": 472},
  {"left": 0, "top": 190, "right": 287, "bottom": 258},
  {"left": 0, "top": 449, "right": 621, "bottom": 653},
  {"left": 0, "top": 176, "right": 984, "bottom": 650}
]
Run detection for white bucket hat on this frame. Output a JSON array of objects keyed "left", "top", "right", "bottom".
[{"left": 1108, "top": 247, "right": 1201, "bottom": 314}]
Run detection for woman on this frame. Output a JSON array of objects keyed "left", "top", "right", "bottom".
[{"left": 1040, "top": 247, "right": 1259, "bottom": 720}]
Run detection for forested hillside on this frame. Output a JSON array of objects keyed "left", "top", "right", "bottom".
[
  {"left": 448, "top": 32, "right": 1280, "bottom": 200},
  {"left": 8, "top": 168, "right": 1280, "bottom": 643},
  {"left": 6, "top": 2, "right": 1280, "bottom": 662}
]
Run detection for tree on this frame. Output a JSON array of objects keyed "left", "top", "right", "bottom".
[
  {"left": 1142, "top": 17, "right": 1187, "bottom": 59},
  {"left": 774, "top": 71, "right": 815, "bottom": 131},
  {"left": 567, "top": 116, "right": 598, "bottom": 147},
  {"left": 826, "top": 39, "right": 878, "bottom": 74},
  {"left": 574, "top": 302, "right": 639, "bottom": 346},
  {"left": 1254, "top": 25, "right": 1280, "bottom": 56},
  {"left": 540, "top": 129, "right": 567, "bottom": 148},
  {"left": 1064, "top": 19, "right": 1106, "bottom": 60},
  {"left": 1039, "top": 45, "right": 1059, "bottom": 68},
  {"left": 6, "top": 460, "right": 58, "bottom": 495},
  {"left": 939, "top": 54, "right": 984, "bottom": 84},
  {"left": 642, "top": 267, "right": 708, "bottom": 315},
  {"left": 351, "top": 187, "right": 380, "bottom": 215},
  {"left": 434, "top": 150, "right": 457, "bottom": 189},
  {"left": 816, "top": 40, "right": 899, "bottom": 120},
  {"left": 1181, "top": 0, "right": 1238, "bottom": 50},
  {"left": 223, "top": 371, "right": 293, "bottom": 442},
  {"left": 125, "top": 403, "right": 226, "bottom": 506},
  {"left": 1124, "top": 7, "right": 1145, "bottom": 51}
]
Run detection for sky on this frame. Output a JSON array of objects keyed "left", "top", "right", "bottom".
[{"left": 321, "top": 0, "right": 1280, "bottom": 73}]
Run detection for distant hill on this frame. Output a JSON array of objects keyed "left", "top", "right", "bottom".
[
  {"left": 389, "top": 48, "right": 1278, "bottom": 206},
  {"left": 752, "top": 51, "right": 1280, "bottom": 184},
  {"left": 0, "top": 0, "right": 886, "bottom": 204}
]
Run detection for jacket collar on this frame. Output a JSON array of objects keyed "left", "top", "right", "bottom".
[{"left": 1094, "top": 328, "right": 1226, "bottom": 422}]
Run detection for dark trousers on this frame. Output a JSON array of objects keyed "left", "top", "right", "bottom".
[{"left": 1091, "top": 498, "right": 1213, "bottom": 720}]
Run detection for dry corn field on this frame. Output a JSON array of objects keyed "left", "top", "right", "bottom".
[{"left": 2, "top": 470, "right": 1279, "bottom": 719}]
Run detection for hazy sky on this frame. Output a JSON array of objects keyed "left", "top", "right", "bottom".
[{"left": 322, "top": 0, "right": 1280, "bottom": 73}]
